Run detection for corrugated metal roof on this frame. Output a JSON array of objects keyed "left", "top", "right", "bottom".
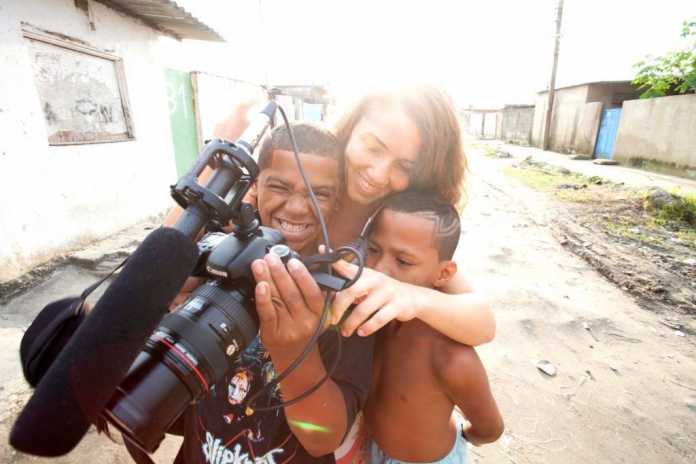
[
  {"left": 97, "top": 0, "right": 224, "bottom": 41},
  {"left": 537, "top": 80, "right": 634, "bottom": 94}
]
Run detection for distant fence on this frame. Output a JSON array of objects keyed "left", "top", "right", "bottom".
[
  {"left": 500, "top": 105, "right": 534, "bottom": 145},
  {"left": 461, "top": 110, "right": 499, "bottom": 139},
  {"left": 613, "top": 94, "right": 696, "bottom": 169}
]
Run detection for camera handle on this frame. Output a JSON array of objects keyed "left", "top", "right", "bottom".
[{"left": 171, "top": 101, "right": 278, "bottom": 240}]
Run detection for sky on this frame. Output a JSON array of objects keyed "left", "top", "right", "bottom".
[{"left": 170, "top": 0, "right": 695, "bottom": 108}]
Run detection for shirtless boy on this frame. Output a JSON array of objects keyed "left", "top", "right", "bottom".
[{"left": 363, "top": 190, "right": 503, "bottom": 463}]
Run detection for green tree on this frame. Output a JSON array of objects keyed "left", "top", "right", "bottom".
[{"left": 633, "top": 20, "right": 696, "bottom": 98}]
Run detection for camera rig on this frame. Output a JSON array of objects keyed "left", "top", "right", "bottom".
[{"left": 99, "top": 91, "right": 364, "bottom": 453}]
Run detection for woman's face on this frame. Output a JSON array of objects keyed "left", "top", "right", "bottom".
[{"left": 344, "top": 105, "right": 422, "bottom": 204}]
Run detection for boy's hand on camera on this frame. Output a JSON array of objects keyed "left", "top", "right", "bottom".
[
  {"left": 252, "top": 254, "right": 326, "bottom": 358},
  {"left": 330, "top": 259, "right": 422, "bottom": 337}
]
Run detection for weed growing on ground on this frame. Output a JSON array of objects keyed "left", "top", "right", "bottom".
[
  {"left": 471, "top": 143, "right": 498, "bottom": 158},
  {"left": 502, "top": 161, "right": 696, "bottom": 249},
  {"left": 503, "top": 165, "right": 582, "bottom": 191},
  {"left": 502, "top": 164, "right": 640, "bottom": 203},
  {"left": 603, "top": 221, "right": 666, "bottom": 246},
  {"left": 653, "top": 192, "right": 696, "bottom": 227}
]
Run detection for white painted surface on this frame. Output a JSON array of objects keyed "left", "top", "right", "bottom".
[
  {"left": 0, "top": 0, "right": 178, "bottom": 281},
  {"left": 193, "top": 72, "right": 265, "bottom": 145},
  {"left": 26, "top": 36, "right": 130, "bottom": 143},
  {"left": 615, "top": 94, "right": 696, "bottom": 169}
]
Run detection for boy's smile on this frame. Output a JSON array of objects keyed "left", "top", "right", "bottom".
[{"left": 255, "top": 149, "right": 339, "bottom": 256}]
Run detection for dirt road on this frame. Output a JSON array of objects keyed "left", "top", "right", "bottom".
[
  {"left": 1, "top": 148, "right": 694, "bottom": 463},
  {"left": 461, "top": 147, "right": 695, "bottom": 463}
]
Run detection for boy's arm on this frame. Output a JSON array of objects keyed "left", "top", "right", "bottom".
[
  {"left": 266, "top": 335, "right": 372, "bottom": 456},
  {"left": 437, "top": 346, "right": 504, "bottom": 446},
  {"left": 252, "top": 255, "right": 373, "bottom": 457}
]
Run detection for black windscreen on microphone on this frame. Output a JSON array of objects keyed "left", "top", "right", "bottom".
[{"left": 10, "top": 227, "right": 198, "bottom": 457}]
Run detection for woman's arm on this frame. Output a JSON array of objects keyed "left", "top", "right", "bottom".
[
  {"left": 331, "top": 261, "right": 495, "bottom": 346},
  {"left": 419, "top": 270, "right": 495, "bottom": 346}
]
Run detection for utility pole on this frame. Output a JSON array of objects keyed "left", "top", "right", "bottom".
[
  {"left": 543, "top": 0, "right": 564, "bottom": 151},
  {"left": 258, "top": 0, "right": 270, "bottom": 88}
]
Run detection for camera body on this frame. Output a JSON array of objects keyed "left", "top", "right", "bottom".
[{"left": 103, "top": 226, "right": 293, "bottom": 452}]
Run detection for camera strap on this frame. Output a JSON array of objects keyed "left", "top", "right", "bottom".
[
  {"left": 20, "top": 257, "right": 128, "bottom": 387},
  {"left": 123, "top": 433, "right": 161, "bottom": 464}
]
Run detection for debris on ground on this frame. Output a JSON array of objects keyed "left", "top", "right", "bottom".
[
  {"left": 644, "top": 187, "right": 676, "bottom": 210},
  {"left": 536, "top": 360, "right": 557, "bottom": 377},
  {"left": 593, "top": 159, "right": 619, "bottom": 165},
  {"left": 558, "top": 183, "right": 587, "bottom": 190},
  {"left": 495, "top": 149, "right": 513, "bottom": 158}
]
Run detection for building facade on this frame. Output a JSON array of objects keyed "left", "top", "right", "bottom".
[
  {"left": 531, "top": 81, "right": 640, "bottom": 154},
  {"left": 0, "top": 0, "right": 221, "bottom": 282},
  {"left": 500, "top": 105, "right": 535, "bottom": 145}
]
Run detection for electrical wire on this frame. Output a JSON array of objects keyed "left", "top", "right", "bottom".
[{"left": 243, "top": 103, "right": 352, "bottom": 414}]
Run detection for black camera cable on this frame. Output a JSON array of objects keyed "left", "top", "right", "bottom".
[{"left": 244, "top": 105, "right": 364, "bottom": 415}]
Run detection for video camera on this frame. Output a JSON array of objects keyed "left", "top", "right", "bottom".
[{"left": 11, "top": 93, "right": 362, "bottom": 458}]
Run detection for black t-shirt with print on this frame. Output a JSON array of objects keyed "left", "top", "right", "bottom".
[{"left": 174, "top": 330, "right": 374, "bottom": 464}]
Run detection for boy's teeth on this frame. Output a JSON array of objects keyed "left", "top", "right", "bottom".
[{"left": 279, "top": 220, "right": 308, "bottom": 233}]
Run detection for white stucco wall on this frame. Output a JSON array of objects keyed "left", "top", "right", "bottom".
[
  {"left": 0, "top": 0, "right": 178, "bottom": 282},
  {"left": 614, "top": 94, "right": 696, "bottom": 169}
]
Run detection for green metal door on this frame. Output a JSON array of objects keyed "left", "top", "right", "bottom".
[{"left": 166, "top": 69, "right": 199, "bottom": 177}]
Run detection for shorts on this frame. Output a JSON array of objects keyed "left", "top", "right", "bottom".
[{"left": 368, "top": 430, "right": 468, "bottom": 464}]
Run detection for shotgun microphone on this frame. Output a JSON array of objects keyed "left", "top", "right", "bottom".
[{"left": 10, "top": 227, "right": 198, "bottom": 456}]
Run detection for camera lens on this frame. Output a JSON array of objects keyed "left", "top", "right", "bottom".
[{"left": 103, "top": 283, "right": 259, "bottom": 452}]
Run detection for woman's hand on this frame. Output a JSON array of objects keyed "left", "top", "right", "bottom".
[{"left": 331, "top": 259, "right": 423, "bottom": 337}]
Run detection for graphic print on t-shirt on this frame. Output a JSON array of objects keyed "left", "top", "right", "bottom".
[
  {"left": 181, "top": 330, "right": 374, "bottom": 463},
  {"left": 192, "top": 338, "right": 305, "bottom": 464}
]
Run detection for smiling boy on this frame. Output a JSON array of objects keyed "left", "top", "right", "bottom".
[
  {"left": 174, "top": 123, "right": 375, "bottom": 464},
  {"left": 363, "top": 190, "right": 503, "bottom": 463},
  {"left": 252, "top": 123, "right": 340, "bottom": 256}
]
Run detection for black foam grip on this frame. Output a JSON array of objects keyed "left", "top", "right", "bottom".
[{"left": 10, "top": 227, "right": 198, "bottom": 456}]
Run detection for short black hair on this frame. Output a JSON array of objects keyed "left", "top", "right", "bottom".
[
  {"left": 380, "top": 189, "right": 461, "bottom": 260},
  {"left": 257, "top": 122, "right": 341, "bottom": 170}
]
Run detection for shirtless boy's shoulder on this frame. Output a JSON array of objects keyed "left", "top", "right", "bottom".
[
  {"left": 428, "top": 328, "right": 481, "bottom": 381},
  {"left": 434, "top": 337, "right": 482, "bottom": 378}
]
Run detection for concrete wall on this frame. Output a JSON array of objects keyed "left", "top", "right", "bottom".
[
  {"left": 495, "top": 111, "right": 503, "bottom": 140},
  {"left": 614, "top": 94, "right": 696, "bottom": 169},
  {"left": 462, "top": 110, "right": 500, "bottom": 139},
  {"left": 500, "top": 105, "right": 534, "bottom": 145},
  {"left": 532, "top": 88, "right": 588, "bottom": 151},
  {"left": 0, "top": 0, "right": 178, "bottom": 281},
  {"left": 574, "top": 102, "right": 603, "bottom": 155},
  {"left": 484, "top": 112, "right": 498, "bottom": 138},
  {"left": 586, "top": 82, "right": 640, "bottom": 108},
  {"left": 531, "top": 82, "right": 641, "bottom": 155},
  {"left": 547, "top": 85, "right": 589, "bottom": 153},
  {"left": 531, "top": 94, "right": 547, "bottom": 148}
]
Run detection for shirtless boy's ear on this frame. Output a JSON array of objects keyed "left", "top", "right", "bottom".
[{"left": 433, "top": 261, "right": 457, "bottom": 289}]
